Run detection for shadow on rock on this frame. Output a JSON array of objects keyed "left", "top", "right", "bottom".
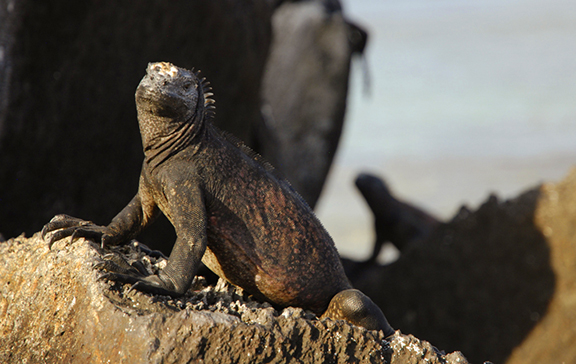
[{"left": 344, "top": 186, "right": 556, "bottom": 364}]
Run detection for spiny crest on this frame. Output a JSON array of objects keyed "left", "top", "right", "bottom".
[
  {"left": 193, "top": 69, "right": 216, "bottom": 120},
  {"left": 220, "top": 130, "right": 277, "bottom": 176}
]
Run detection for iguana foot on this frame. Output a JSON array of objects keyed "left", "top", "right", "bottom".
[
  {"left": 322, "top": 289, "right": 395, "bottom": 338},
  {"left": 42, "top": 214, "right": 116, "bottom": 248},
  {"left": 95, "top": 251, "right": 183, "bottom": 297}
]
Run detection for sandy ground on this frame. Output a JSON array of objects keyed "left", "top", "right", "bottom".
[{"left": 316, "top": 0, "right": 576, "bottom": 260}]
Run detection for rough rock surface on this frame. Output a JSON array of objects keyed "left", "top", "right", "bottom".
[
  {"left": 0, "top": 233, "right": 468, "bottom": 364},
  {"left": 346, "top": 168, "right": 576, "bottom": 364}
]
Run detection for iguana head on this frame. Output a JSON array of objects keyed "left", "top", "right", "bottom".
[{"left": 135, "top": 62, "right": 215, "bottom": 168}]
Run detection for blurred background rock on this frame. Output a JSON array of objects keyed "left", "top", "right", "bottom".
[{"left": 318, "top": 0, "right": 576, "bottom": 261}]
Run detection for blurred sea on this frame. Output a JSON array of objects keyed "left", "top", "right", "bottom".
[{"left": 316, "top": 0, "right": 576, "bottom": 260}]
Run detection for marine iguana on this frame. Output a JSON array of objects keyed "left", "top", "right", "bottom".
[
  {"left": 42, "top": 62, "right": 394, "bottom": 336},
  {"left": 355, "top": 173, "right": 440, "bottom": 263}
]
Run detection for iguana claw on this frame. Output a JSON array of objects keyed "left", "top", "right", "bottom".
[
  {"left": 95, "top": 251, "right": 182, "bottom": 296},
  {"left": 42, "top": 214, "right": 112, "bottom": 249}
]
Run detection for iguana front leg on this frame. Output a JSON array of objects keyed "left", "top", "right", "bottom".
[
  {"left": 42, "top": 193, "right": 158, "bottom": 248},
  {"left": 98, "top": 172, "right": 208, "bottom": 297},
  {"left": 123, "top": 174, "right": 208, "bottom": 296}
]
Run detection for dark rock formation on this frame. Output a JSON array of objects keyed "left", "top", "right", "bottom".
[
  {"left": 354, "top": 172, "right": 440, "bottom": 262},
  {"left": 0, "top": 233, "right": 468, "bottom": 363},
  {"left": 347, "top": 168, "right": 576, "bottom": 364},
  {"left": 0, "top": 0, "right": 361, "bottom": 249},
  {"left": 0, "top": 0, "right": 274, "bottom": 250},
  {"left": 261, "top": 0, "right": 366, "bottom": 207}
]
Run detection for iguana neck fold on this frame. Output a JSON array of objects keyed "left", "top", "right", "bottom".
[{"left": 143, "top": 112, "right": 207, "bottom": 170}]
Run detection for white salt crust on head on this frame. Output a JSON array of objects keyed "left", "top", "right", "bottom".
[{"left": 152, "top": 62, "right": 179, "bottom": 78}]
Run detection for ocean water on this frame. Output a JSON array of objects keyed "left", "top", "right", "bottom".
[{"left": 316, "top": 0, "right": 576, "bottom": 260}]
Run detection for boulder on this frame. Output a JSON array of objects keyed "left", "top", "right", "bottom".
[
  {"left": 347, "top": 168, "right": 576, "bottom": 364},
  {"left": 261, "top": 0, "right": 366, "bottom": 207},
  {"left": 0, "top": 233, "right": 468, "bottom": 363}
]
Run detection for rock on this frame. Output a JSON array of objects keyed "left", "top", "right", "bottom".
[
  {"left": 347, "top": 168, "right": 576, "bottom": 364},
  {"left": 0, "top": 233, "right": 468, "bottom": 363},
  {"left": 506, "top": 168, "right": 576, "bottom": 364},
  {"left": 261, "top": 0, "right": 365, "bottom": 208},
  {"left": 0, "top": 0, "right": 273, "bottom": 250}
]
